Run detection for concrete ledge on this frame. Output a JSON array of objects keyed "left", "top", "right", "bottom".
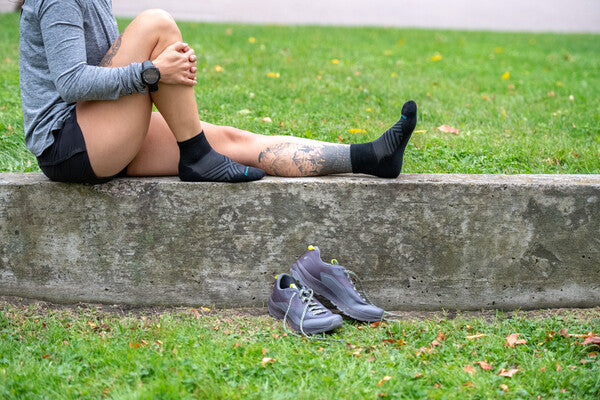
[{"left": 1, "top": 173, "right": 599, "bottom": 310}]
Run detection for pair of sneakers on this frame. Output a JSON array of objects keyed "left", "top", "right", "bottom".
[{"left": 267, "top": 246, "right": 385, "bottom": 335}]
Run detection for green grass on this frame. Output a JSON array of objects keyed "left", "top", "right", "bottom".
[
  {"left": 1, "top": 303, "right": 599, "bottom": 399},
  {"left": 1, "top": 12, "right": 599, "bottom": 173}
]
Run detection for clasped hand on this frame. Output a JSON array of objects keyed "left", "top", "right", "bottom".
[{"left": 152, "top": 41, "right": 197, "bottom": 86}]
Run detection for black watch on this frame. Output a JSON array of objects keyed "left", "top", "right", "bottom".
[{"left": 141, "top": 60, "right": 160, "bottom": 93}]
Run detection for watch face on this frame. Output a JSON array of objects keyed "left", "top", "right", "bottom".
[{"left": 143, "top": 68, "right": 160, "bottom": 85}]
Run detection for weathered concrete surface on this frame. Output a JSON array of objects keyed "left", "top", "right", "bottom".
[{"left": 0, "top": 173, "right": 599, "bottom": 310}]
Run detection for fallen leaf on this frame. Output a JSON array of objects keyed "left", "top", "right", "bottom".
[
  {"left": 435, "top": 125, "right": 460, "bottom": 134},
  {"left": 42, "top": 354, "right": 51, "bottom": 359},
  {"left": 266, "top": 72, "right": 280, "bottom": 78},
  {"left": 589, "top": 352, "right": 597, "bottom": 357},
  {"left": 214, "top": 65, "right": 224, "bottom": 72},
  {"left": 156, "top": 340, "right": 163, "bottom": 346},
  {"left": 547, "top": 90, "right": 555, "bottom": 97},
  {"left": 560, "top": 389, "right": 566, "bottom": 393},
  {"left": 508, "top": 84, "right": 515, "bottom": 90},
  {"left": 559, "top": 328, "right": 569, "bottom": 337},
  {"left": 581, "top": 336, "right": 600, "bottom": 345},
  {"left": 466, "top": 333, "right": 488, "bottom": 340},
  {"left": 261, "top": 357, "right": 276, "bottom": 366},
  {"left": 506, "top": 333, "right": 527, "bottom": 347},
  {"left": 377, "top": 376, "right": 392, "bottom": 386},
  {"left": 436, "top": 332, "right": 446, "bottom": 342},
  {"left": 474, "top": 361, "right": 493, "bottom": 370},
  {"left": 414, "top": 373, "right": 423, "bottom": 378},
  {"left": 200, "top": 307, "right": 211, "bottom": 312},
  {"left": 434, "top": 383, "right": 441, "bottom": 388},
  {"left": 378, "top": 393, "right": 387, "bottom": 398},
  {"left": 414, "top": 129, "right": 427, "bottom": 134},
  {"left": 495, "top": 47, "right": 503, "bottom": 53},
  {"left": 500, "top": 384, "right": 509, "bottom": 392},
  {"left": 141, "top": 339, "right": 148, "bottom": 346},
  {"left": 331, "top": 59, "right": 340, "bottom": 65},
  {"left": 262, "top": 348, "right": 268, "bottom": 356},
  {"left": 497, "top": 368, "right": 520, "bottom": 377},
  {"left": 348, "top": 128, "right": 366, "bottom": 134},
  {"left": 129, "top": 342, "right": 141, "bottom": 348},
  {"left": 248, "top": 37, "right": 256, "bottom": 43},
  {"left": 556, "top": 363, "right": 561, "bottom": 372},
  {"left": 431, "top": 340, "right": 442, "bottom": 347},
  {"left": 337, "top": 135, "right": 344, "bottom": 142},
  {"left": 463, "top": 365, "right": 476, "bottom": 375},
  {"left": 262, "top": 117, "right": 272, "bottom": 123},
  {"left": 391, "top": 72, "right": 398, "bottom": 78},
  {"left": 502, "top": 71, "right": 510, "bottom": 80},
  {"left": 237, "top": 109, "right": 251, "bottom": 115},
  {"left": 62, "top": 340, "right": 69, "bottom": 346},
  {"left": 367, "top": 356, "right": 375, "bottom": 362},
  {"left": 556, "top": 81, "right": 563, "bottom": 86},
  {"left": 464, "top": 381, "right": 474, "bottom": 387},
  {"left": 233, "top": 342, "right": 241, "bottom": 348},
  {"left": 382, "top": 338, "right": 406, "bottom": 347},
  {"left": 540, "top": 366, "right": 546, "bottom": 372},
  {"left": 352, "top": 348, "right": 363, "bottom": 357},
  {"left": 384, "top": 50, "right": 393, "bottom": 56},
  {"left": 370, "top": 321, "right": 387, "bottom": 329},
  {"left": 431, "top": 53, "right": 442, "bottom": 62},
  {"left": 192, "top": 308, "right": 200, "bottom": 318},
  {"left": 318, "top": 347, "right": 324, "bottom": 351},
  {"left": 173, "top": 346, "right": 178, "bottom": 355}
]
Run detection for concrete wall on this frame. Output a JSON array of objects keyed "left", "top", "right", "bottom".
[{"left": 1, "top": 173, "right": 599, "bottom": 310}]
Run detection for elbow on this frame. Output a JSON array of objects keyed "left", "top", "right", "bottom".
[{"left": 55, "top": 80, "right": 79, "bottom": 104}]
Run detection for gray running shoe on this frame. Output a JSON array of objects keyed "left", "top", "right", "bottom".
[
  {"left": 267, "top": 273, "right": 343, "bottom": 335},
  {"left": 291, "top": 246, "right": 385, "bottom": 322}
]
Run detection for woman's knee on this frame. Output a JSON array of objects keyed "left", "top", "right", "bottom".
[{"left": 136, "top": 9, "right": 180, "bottom": 40}]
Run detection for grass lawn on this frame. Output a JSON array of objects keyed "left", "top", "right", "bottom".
[
  {"left": 1, "top": 301, "right": 599, "bottom": 399},
  {"left": 0, "top": 12, "right": 599, "bottom": 173}
]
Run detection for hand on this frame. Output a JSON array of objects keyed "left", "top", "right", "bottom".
[{"left": 152, "top": 41, "right": 197, "bottom": 86}]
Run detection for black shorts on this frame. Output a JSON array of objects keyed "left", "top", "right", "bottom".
[{"left": 36, "top": 109, "right": 125, "bottom": 184}]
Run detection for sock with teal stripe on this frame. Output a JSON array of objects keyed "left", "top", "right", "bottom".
[
  {"left": 350, "top": 100, "right": 417, "bottom": 178},
  {"left": 178, "top": 131, "right": 265, "bottom": 182}
]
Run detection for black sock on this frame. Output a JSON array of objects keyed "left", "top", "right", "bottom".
[
  {"left": 350, "top": 100, "right": 417, "bottom": 178},
  {"left": 178, "top": 131, "right": 265, "bottom": 182}
]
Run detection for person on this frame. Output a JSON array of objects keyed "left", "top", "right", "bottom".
[{"left": 19, "top": 0, "right": 417, "bottom": 184}]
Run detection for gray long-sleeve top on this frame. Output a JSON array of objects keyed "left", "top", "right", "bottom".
[{"left": 19, "top": 0, "right": 147, "bottom": 157}]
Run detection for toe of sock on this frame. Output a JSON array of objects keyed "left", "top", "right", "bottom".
[
  {"left": 245, "top": 166, "right": 266, "bottom": 181},
  {"left": 401, "top": 100, "right": 417, "bottom": 118}
]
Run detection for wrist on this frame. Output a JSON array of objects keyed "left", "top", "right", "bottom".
[{"left": 141, "top": 60, "right": 160, "bottom": 93}]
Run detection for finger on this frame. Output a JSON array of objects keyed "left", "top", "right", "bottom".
[{"left": 171, "top": 41, "right": 186, "bottom": 52}]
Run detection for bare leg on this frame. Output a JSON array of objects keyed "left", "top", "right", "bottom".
[
  {"left": 77, "top": 9, "right": 202, "bottom": 177},
  {"left": 127, "top": 114, "right": 352, "bottom": 177}
]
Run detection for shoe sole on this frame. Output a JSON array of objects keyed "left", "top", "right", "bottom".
[
  {"left": 267, "top": 298, "right": 342, "bottom": 335},
  {"left": 291, "top": 263, "right": 382, "bottom": 322}
]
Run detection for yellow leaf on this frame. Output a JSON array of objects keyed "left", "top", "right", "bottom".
[
  {"left": 495, "top": 47, "right": 503, "bottom": 53},
  {"left": 377, "top": 376, "right": 392, "bottom": 386},
  {"left": 414, "top": 129, "right": 427, "bottom": 134},
  {"left": 261, "top": 357, "right": 276, "bottom": 366},
  {"left": 384, "top": 50, "right": 393, "bottom": 56},
  {"left": 500, "top": 384, "right": 509, "bottom": 392},
  {"left": 397, "top": 39, "right": 406, "bottom": 46},
  {"left": 502, "top": 71, "right": 510, "bottom": 80},
  {"left": 248, "top": 37, "right": 256, "bottom": 43},
  {"left": 262, "top": 117, "right": 272, "bottom": 123},
  {"left": 366, "top": 108, "right": 372, "bottom": 112},
  {"left": 173, "top": 346, "right": 178, "bottom": 355},
  {"left": 348, "top": 128, "right": 366, "bottom": 134},
  {"left": 391, "top": 72, "right": 398, "bottom": 78},
  {"left": 430, "top": 53, "right": 442, "bottom": 62},
  {"left": 556, "top": 81, "right": 563, "bottom": 86},
  {"left": 266, "top": 72, "right": 280, "bottom": 78},
  {"left": 331, "top": 59, "right": 340, "bottom": 65},
  {"left": 214, "top": 65, "right": 224, "bottom": 72},
  {"left": 501, "top": 107, "right": 507, "bottom": 118}
]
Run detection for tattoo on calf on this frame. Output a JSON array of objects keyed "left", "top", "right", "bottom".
[
  {"left": 99, "top": 34, "right": 123, "bottom": 67},
  {"left": 257, "top": 143, "right": 352, "bottom": 176}
]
